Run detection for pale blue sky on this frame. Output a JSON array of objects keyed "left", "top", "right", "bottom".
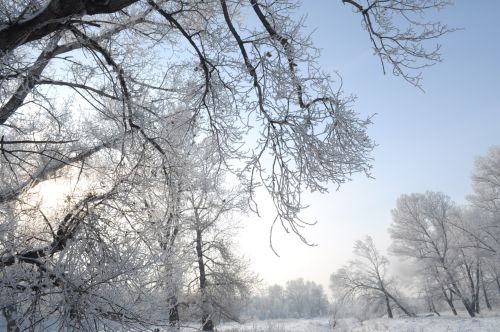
[{"left": 237, "top": 1, "right": 500, "bottom": 292}]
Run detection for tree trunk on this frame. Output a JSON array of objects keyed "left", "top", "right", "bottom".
[
  {"left": 475, "top": 263, "right": 481, "bottom": 314},
  {"left": 442, "top": 263, "right": 475, "bottom": 317},
  {"left": 464, "top": 262, "right": 477, "bottom": 313},
  {"left": 196, "top": 227, "right": 213, "bottom": 331},
  {"left": 2, "top": 306, "right": 20, "bottom": 332},
  {"left": 0, "top": 0, "right": 140, "bottom": 53},
  {"left": 385, "top": 291, "right": 415, "bottom": 317},
  {"left": 384, "top": 293, "right": 393, "bottom": 318},
  {"left": 441, "top": 287, "right": 457, "bottom": 316},
  {"left": 481, "top": 272, "right": 492, "bottom": 311},
  {"left": 428, "top": 297, "right": 440, "bottom": 316},
  {"left": 168, "top": 296, "right": 180, "bottom": 330},
  {"left": 165, "top": 181, "right": 181, "bottom": 331},
  {"left": 431, "top": 302, "right": 440, "bottom": 316}
]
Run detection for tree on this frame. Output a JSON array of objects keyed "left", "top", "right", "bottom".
[
  {"left": 248, "top": 284, "right": 287, "bottom": 319},
  {"left": 182, "top": 142, "right": 255, "bottom": 331},
  {"left": 466, "top": 146, "right": 500, "bottom": 310},
  {"left": 467, "top": 146, "right": 500, "bottom": 261},
  {"left": 389, "top": 192, "right": 479, "bottom": 317},
  {"left": 469, "top": 146, "right": 500, "bottom": 215},
  {"left": 266, "top": 284, "right": 287, "bottom": 318},
  {"left": 285, "top": 278, "right": 329, "bottom": 318},
  {"left": 1, "top": 0, "right": 451, "bottom": 329},
  {"left": 330, "top": 236, "right": 414, "bottom": 319},
  {"left": 247, "top": 279, "right": 328, "bottom": 319}
]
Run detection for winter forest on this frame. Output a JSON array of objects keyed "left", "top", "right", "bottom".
[{"left": 1, "top": 0, "right": 500, "bottom": 331}]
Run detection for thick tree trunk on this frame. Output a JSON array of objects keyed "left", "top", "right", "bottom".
[
  {"left": 196, "top": 227, "right": 213, "bottom": 331},
  {"left": 0, "top": 0, "right": 139, "bottom": 53}
]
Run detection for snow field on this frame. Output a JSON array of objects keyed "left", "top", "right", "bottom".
[{"left": 205, "top": 313, "right": 500, "bottom": 332}]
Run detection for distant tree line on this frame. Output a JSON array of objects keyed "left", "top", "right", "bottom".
[
  {"left": 246, "top": 278, "right": 330, "bottom": 320},
  {"left": 331, "top": 146, "right": 500, "bottom": 319}
]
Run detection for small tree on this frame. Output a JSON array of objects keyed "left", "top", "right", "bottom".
[{"left": 330, "top": 236, "right": 414, "bottom": 319}]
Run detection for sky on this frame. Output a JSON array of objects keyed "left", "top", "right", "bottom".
[{"left": 236, "top": 1, "right": 500, "bottom": 293}]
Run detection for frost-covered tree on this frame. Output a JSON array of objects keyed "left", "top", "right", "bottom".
[
  {"left": 389, "top": 192, "right": 480, "bottom": 317},
  {"left": 330, "top": 236, "right": 414, "bottom": 319},
  {"left": 469, "top": 146, "right": 500, "bottom": 215},
  {"left": 386, "top": 149, "right": 500, "bottom": 318},
  {"left": 285, "top": 278, "right": 329, "bottom": 318},
  {"left": 247, "top": 279, "right": 328, "bottom": 319},
  {"left": 467, "top": 146, "right": 500, "bottom": 308},
  {"left": 182, "top": 142, "right": 255, "bottom": 331}
]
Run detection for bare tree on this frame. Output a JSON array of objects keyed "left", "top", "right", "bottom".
[{"left": 330, "top": 236, "right": 414, "bottom": 319}]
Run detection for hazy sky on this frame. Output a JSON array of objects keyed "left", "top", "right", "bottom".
[{"left": 236, "top": 1, "right": 500, "bottom": 292}]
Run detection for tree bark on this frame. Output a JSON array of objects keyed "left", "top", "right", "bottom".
[{"left": 0, "top": 0, "right": 139, "bottom": 53}]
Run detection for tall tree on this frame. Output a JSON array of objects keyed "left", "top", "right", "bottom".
[
  {"left": 389, "top": 192, "right": 478, "bottom": 317},
  {"left": 181, "top": 141, "right": 254, "bottom": 331}
]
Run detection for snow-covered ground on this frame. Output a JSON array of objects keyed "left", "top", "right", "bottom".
[
  {"left": 211, "top": 312, "right": 500, "bottom": 332},
  {"left": 216, "top": 317, "right": 333, "bottom": 332},
  {"left": 334, "top": 316, "right": 500, "bottom": 332},
  {"left": 3, "top": 312, "right": 500, "bottom": 331}
]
